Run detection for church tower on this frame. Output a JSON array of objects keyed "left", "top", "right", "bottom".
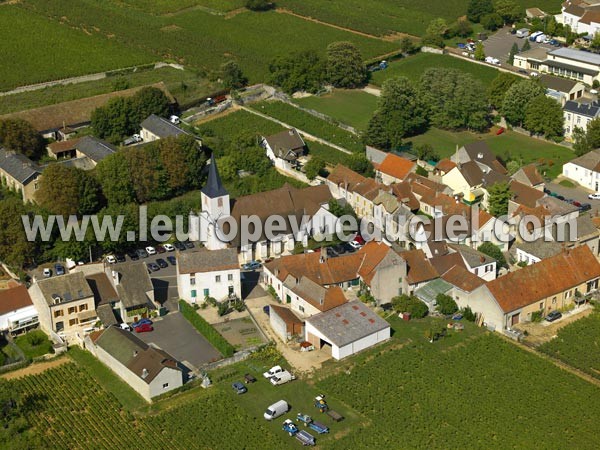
[{"left": 200, "top": 154, "right": 230, "bottom": 250}]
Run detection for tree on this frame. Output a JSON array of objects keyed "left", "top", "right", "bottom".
[
  {"left": 521, "top": 39, "right": 531, "bottom": 52},
  {"left": 506, "top": 160, "right": 520, "bottom": 175},
  {"left": 461, "top": 306, "right": 476, "bottom": 321},
  {"left": 426, "top": 18, "right": 448, "bottom": 38},
  {"left": 391, "top": 294, "right": 428, "bottom": 318},
  {"left": 269, "top": 50, "right": 326, "bottom": 94},
  {"left": 125, "top": 145, "right": 162, "bottom": 203},
  {"left": 572, "top": 127, "right": 591, "bottom": 157},
  {"left": 481, "top": 13, "right": 503, "bottom": 31},
  {"left": 508, "top": 42, "right": 518, "bottom": 65},
  {"left": 328, "top": 198, "right": 356, "bottom": 218},
  {"left": 452, "top": 19, "right": 473, "bottom": 38},
  {"left": 0, "top": 119, "right": 45, "bottom": 159},
  {"left": 347, "top": 153, "right": 374, "bottom": 177},
  {"left": 245, "top": 0, "right": 272, "bottom": 11},
  {"left": 326, "top": 41, "right": 367, "bottom": 88},
  {"left": 364, "top": 77, "right": 428, "bottom": 150},
  {"left": 488, "top": 72, "right": 519, "bottom": 109},
  {"left": 524, "top": 95, "right": 564, "bottom": 140},
  {"left": 414, "top": 143, "right": 439, "bottom": 162},
  {"left": 436, "top": 293, "right": 458, "bottom": 315},
  {"left": 501, "top": 80, "right": 545, "bottom": 126},
  {"left": 0, "top": 198, "right": 36, "bottom": 267},
  {"left": 304, "top": 156, "right": 325, "bottom": 180},
  {"left": 474, "top": 42, "right": 486, "bottom": 61},
  {"left": 467, "top": 0, "right": 494, "bottom": 22},
  {"left": 180, "top": 134, "right": 207, "bottom": 189},
  {"left": 420, "top": 68, "right": 489, "bottom": 131},
  {"left": 477, "top": 241, "right": 506, "bottom": 267},
  {"left": 220, "top": 61, "right": 247, "bottom": 90},
  {"left": 158, "top": 137, "right": 189, "bottom": 193},
  {"left": 494, "top": 0, "right": 522, "bottom": 23},
  {"left": 399, "top": 37, "right": 416, "bottom": 54},
  {"left": 36, "top": 165, "right": 101, "bottom": 216},
  {"left": 129, "top": 87, "right": 170, "bottom": 126},
  {"left": 586, "top": 118, "right": 600, "bottom": 149},
  {"left": 591, "top": 33, "right": 600, "bottom": 51},
  {"left": 487, "top": 181, "right": 511, "bottom": 218},
  {"left": 95, "top": 152, "right": 135, "bottom": 205}
]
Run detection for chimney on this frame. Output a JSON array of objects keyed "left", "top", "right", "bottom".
[
  {"left": 477, "top": 152, "right": 484, "bottom": 159},
  {"left": 289, "top": 129, "right": 294, "bottom": 136},
  {"left": 142, "top": 368, "right": 148, "bottom": 379},
  {"left": 133, "top": 350, "right": 138, "bottom": 357},
  {"left": 480, "top": 255, "right": 485, "bottom": 263},
  {"left": 112, "top": 270, "right": 119, "bottom": 285}
]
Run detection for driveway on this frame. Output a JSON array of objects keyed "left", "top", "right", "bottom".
[
  {"left": 483, "top": 27, "right": 553, "bottom": 64},
  {"left": 547, "top": 180, "right": 600, "bottom": 215},
  {"left": 136, "top": 312, "right": 221, "bottom": 369}
]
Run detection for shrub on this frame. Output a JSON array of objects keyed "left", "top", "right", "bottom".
[
  {"left": 217, "top": 302, "right": 230, "bottom": 317},
  {"left": 416, "top": 165, "right": 428, "bottom": 177},
  {"left": 436, "top": 293, "right": 458, "bottom": 315},
  {"left": 461, "top": 306, "right": 476, "bottom": 322},
  {"left": 245, "top": 0, "right": 273, "bottom": 11},
  {"left": 392, "top": 295, "right": 428, "bottom": 319},
  {"left": 179, "top": 300, "right": 235, "bottom": 357},
  {"left": 531, "top": 310, "right": 543, "bottom": 323}
]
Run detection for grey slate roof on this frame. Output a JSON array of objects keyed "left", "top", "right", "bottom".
[
  {"left": 575, "top": 214, "right": 599, "bottom": 240},
  {"left": 177, "top": 247, "right": 239, "bottom": 274},
  {"left": 201, "top": 153, "right": 228, "bottom": 198},
  {"left": 537, "top": 196, "right": 580, "bottom": 216},
  {"left": 563, "top": 100, "right": 600, "bottom": 117},
  {"left": 448, "top": 244, "right": 495, "bottom": 268},
  {"left": 567, "top": 148, "right": 600, "bottom": 171},
  {"left": 545, "top": 59, "right": 599, "bottom": 76},
  {"left": 74, "top": 136, "right": 116, "bottom": 162},
  {"left": 141, "top": 114, "right": 188, "bottom": 139},
  {"left": 515, "top": 240, "right": 563, "bottom": 260},
  {"left": 263, "top": 129, "right": 305, "bottom": 160},
  {"left": 36, "top": 271, "right": 94, "bottom": 306},
  {"left": 96, "top": 304, "right": 118, "bottom": 327},
  {"left": 111, "top": 263, "right": 154, "bottom": 309},
  {"left": 305, "top": 301, "right": 390, "bottom": 348},
  {"left": 549, "top": 46, "right": 600, "bottom": 65},
  {"left": 540, "top": 74, "right": 580, "bottom": 93},
  {"left": 0, "top": 148, "right": 40, "bottom": 184}
]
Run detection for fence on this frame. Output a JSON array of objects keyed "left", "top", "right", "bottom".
[
  {"left": 201, "top": 344, "right": 267, "bottom": 371},
  {"left": 421, "top": 46, "right": 445, "bottom": 55}
]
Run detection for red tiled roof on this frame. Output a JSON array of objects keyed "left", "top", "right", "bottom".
[
  {"left": 0, "top": 284, "right": 33, "bottom": 315},
  {"left": 269, "top": 304, "right": 304, "bottom": 333},
  {"left": 377, "top": 154, "right": 415, "bottom": 181},
  {"left": 430, "top": 253, "right": 466, "bottom": 276},
  {"left": 327, "top": 165, "right": 366, "bottom": 189},
  {"left": 509, "top": 180, "right": 545, "bottom": 209},
  {"left": 441, "top": 265, "right": 485, "bottom": 292},
  {"left": 486, "top": 246, "right": 600, "bottom": 313},
  {"left": 266, "top": 252, "right": 362, "bottom": 286},
  {"left": 47, "top": 138, "right": 82, "bottom": 154},
  {"left": 435, "top": 159, "right": 457, "bottom": 173},
  {"left": 400, "top": 249, "right": 438, "bottom": 284},
  {"left": 356, "top": 241, "right": 392, "bottom": 285}
]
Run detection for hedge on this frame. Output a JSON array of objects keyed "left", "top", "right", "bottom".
[{"left": 179, "top": 300, "right": 235, "bottom": 357}]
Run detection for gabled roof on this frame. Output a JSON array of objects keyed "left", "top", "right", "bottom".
[
  {"left": 0, "top": 284, "right": 33, "bottom": 315},
  {"left": 141, "top": 114, "right": 188, "bottom": 139},
  {"left": 414, "top": 278, "right": 453, "bottom": 304},
  {"left": 513, "top": 164, "right": 544, "bottom": 187},
  {"left": 540, "top": 75, "right": 580, "bottom": 94},
  {"left": 305, "top": 301, "right": 390, "bottom": 348},
  {"left": 377, "top": 153, "right": 415, "bottom": 181},
  {"left": 327, "top": 165, "right": 366, "bottom": 190},
  {"left": 399, "top": 249, "right": 438, "bottom": 285},
  {"left": 0, "top": 148, "right": 40, "bottom": 184},
  {"left": 430, "top": 252, "right": 467, "bottom": 276},
  {"left": 47, "top": 138, "right": 82, "bottom": 155},
  {"left": 441, "top": 265, "right": 485, "bottom": 293},
  {"left": 460, "top": 141, "right": 507, "bottom": 174},
  {"left": 85, "top": 272, "right": 118, "bottom": 306},
  {"left": 94, "top": 326, "right": 180, "bottom": 384},
  {"left": 36, "top": 271, "right": 94, "bottom": 306},
  {"left": 177, "top": 248, "right": 239, "bottom": 274},
  {"left": 201, "top": 153, "right": 228, "bottom": 198},
  {"left": 263, "top": 128, "right": 305, "bottom": 159},
  {"left": 435, "top": 159, "right": 457, "bottom": 173},
  {"left": 514, "top": 240, "right": 563, "bottom": 260},
  {"left": 74, "top": 136, "right": 116, "bottom": 162},
  {"left": 111, "top": 263, "right": 154, "bottom": 309},
  {"left": 356, "top": 241, "right": 403, "bottom": 286},
  {"left": 549, "top": 46, "right": 600, "bottom": 65},
  {"left": 509, "top": 180, "right": 545, "bottom": 208},
  {"left": 486, "top": 245, "right": 600, "bottom": 313},
  {"left": 567, "top": 148, "right": 600, "bottom": 171},
  {"left": 353, "top": 178, "right": 381, "bottom": 201},
  {"left": 269, "top": 304, "right": 303, "bottom": 329},
  {"left": 448, "top": 244, "right": 495, "bottom": 268},
  {"left": 286, "top": 276, "right": 347, "bottom": 312}
]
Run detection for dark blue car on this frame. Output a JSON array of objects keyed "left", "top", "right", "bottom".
[
  {"left": 54, "top": 264, "right": 65, "bottom": 276},
  {"left": 132, "top": 318, "right": 153, "bottom": 328}
]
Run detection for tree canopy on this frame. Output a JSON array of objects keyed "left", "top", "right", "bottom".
[
  {"left": 326, "top": 41, "right": 367, "bottom": 89},
  {"left": 0, "top": 198, "right": 36, "bottom": 267},
  {"left": 524, "top": 95, "right": 564, "bottom": 140},
  {"left": 501, "top": 80, "right": 545, "bottom": 126},
  {"left": 304, "top": 156, "right": 325, "bottom": 180},
  {"left": 487, "top": 181, "right": 511, "bottom": 218},
  {"left": 0, "top": 119, "right": 45, "bottom": 160},
  {"left": 392, "top": 294, "right": 428, "bottom": 318},
  {"left": 477, "top": 242, "right": 506, "bottom": 267},
  {"left": 220, "top": 61, "right": 247, "bottom": 90},
  {"left": 488, "top": 72, "right": 520, "bottom": 109},
  {"left": 269, "top": 50, "right": 326, "bottom": 94},
  {"left": 467, "top": 0, "right": 494, "bottom": 22},
  {"left": 436, "top": 293, "right": 458, "bottom": 315}
]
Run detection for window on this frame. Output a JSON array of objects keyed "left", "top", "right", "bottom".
[
  {"left": 203, "top": 288, "right": 210, "bottom": 297},
  {"left": 565, "top": 290, "right": 571, "bottom": 299},
  {"left": 190, "top": 275, "right": 195, "bottom": 286},
  {"left": 539, "top": 302, "right": 544, "bottom": 310},
  {"left": 299, "top": 305, "right": 305, "bottom": 313},
  {"left": 163, "top": 383, "right": 169, "bottom": 389},
  {"left": 218, "top": 198, "right": 223, "bottom": 207},
  {"left": 68, "top": 306, "right": 77, "bottom": 315},
  {"left": 55, "top": 321, "right": 64, "bottom": 332},
  {"left": 286, "top": 294, "right": 291, "bottom": 304},
  {"left": 191, "top": 290, "right": 197, "bottom": 298},
  {"left": 79, "top": 304, "right": 88, "bottom": 312},
  {"left": 34, "top": 181, "right": 39, "bottom": 190},
  {"left": 228, "top": 274, "right": 233, "bottom": 281},
  {"left": 552, "top": 297, "right": 557, "bottom": 304},
  {"left": 215, "top": 275, "right": 221, "bottom": 283},
  {"left": 54, "top": 309, "right": 64, "bottom": 318},
  {"left": 577, "top": 116, "right": 581, "bottom": 125},
  {"left": 68, "top": 318, "right": 78, "bottom": 327},
  {"left": 474, "top": 268, "right": 478, "bottom": 275}
]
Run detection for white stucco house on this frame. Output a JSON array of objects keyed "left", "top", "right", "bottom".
[
  {"left": 562, "top": 148, "right": 600, "bottom": 190},
  {"left": 177, "top": 247, "right": 241, "bottom": 303}
]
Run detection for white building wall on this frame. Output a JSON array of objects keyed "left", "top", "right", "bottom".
[
  {"left": 562, "top": 161, "right": 598, "bottom": 190},
  {"left": 178, "top": 268, "right": 241, "bottom": 303},
  {"left": 147, "top": 366, "right": 184, "bottom": 398},
  {"left": 0, "top": 305, "right": 38, "bottom": 332}
]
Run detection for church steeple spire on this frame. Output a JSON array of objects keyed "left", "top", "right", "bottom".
[{"left": 201, "top": 153, "right": 228, "bottom": 198}]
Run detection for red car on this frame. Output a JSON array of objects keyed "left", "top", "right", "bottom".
[
  {"left": 353, "top": 234, "right": 365, "bottom": 245},
  {"left": 496, "top": 127, "right": 505, "bottom": 135},
  {"left": 134, "top": 323, "right": 153, "bottom": 333}
]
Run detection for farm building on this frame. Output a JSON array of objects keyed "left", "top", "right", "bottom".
[
  {"left": 269, "top": 304, "right": 304, "bottom": 342},
  {"left": 0, "top": 283, "right": 39, "bottom": 334},
  {"left": 140, "top": 114, "right": 190, "bottom": 142},
  {"left": 304, "top": 301, "right": 390, "bottom": 360}
]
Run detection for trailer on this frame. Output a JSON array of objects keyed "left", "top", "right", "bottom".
[
  {"left": 295, "top": 430, "right": 316, "bottom": 446},
  {"left": 309, "top": 421, "right": 329, "bottom": 434},
  {"left": 282, "top": 419, "right": 299, "bottom": 437},
  {"left": 326, "top": 410, "right": 344, "bottom": 422}
]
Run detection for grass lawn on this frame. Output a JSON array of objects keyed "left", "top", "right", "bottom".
[
  {"left": 406, "top": 127, "right": 572, "bottom": 179},
  {"left": 370, "top": 53, "right": 500, "bottom": 87},
  {"left": 0, "top": 67, "right": 219, "bottom": 115},
  {"left": 68, "top": 347, "right": 148, "bottom": 412},
  {"left": 13, "top": 330, "right": 53, "bottom": 359},
  {"left": 294, "top": 90, "right": 378, "bottom": 131}
]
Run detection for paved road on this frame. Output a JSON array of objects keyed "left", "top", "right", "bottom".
[
  {"left": 136, "top": 312, "right": 221, "bottom": 369},
  {"left": 483, "top": 27, "right": 552, "bottom": 64}
]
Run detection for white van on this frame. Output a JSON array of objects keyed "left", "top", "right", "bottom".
[
  {"left": 269, "top": 371, "right": 296, "bottom": 386},
  {"left": 535, "top": 33, "right": 546, "bottom": 43},
  {"left": 264, "top": 400, "right": 288, "bottom": 420},
  {"left": 516, "top": 28, "right": 529, "bottom": 38}
]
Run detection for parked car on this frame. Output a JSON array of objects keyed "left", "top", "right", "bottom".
[
  {"left": 580, "top": 203, "right": 592, "bottom": 212},
  {"left": 332, "top": 244, "right": 346, "bottom": 254},
  {"left": 263, "top": 365, "right": 284, "bottom": 379},
  {"left": 588, "top": 193, "right": 600, "bottom": 200},
  {"left": 232, "top": 381, "right": 247, "bottom": 395},
  {"left": 174, "top": 241, "right": 186, "bottom": 251},
  {"left": 543, "top": 187, "right": 551, "bottom": 194},
  {"left": 132, "top": 318, "right": 152, "bottom": 328},
  {"left": 343, "top": 242, "right": 356, "bottom": 253},
  {"left": 145, "top": 246, "right": 157, "bottom": 255},
  {"left": 134, "top": 323, "right": 153, "bottom": 333},
  {"left": 155, "top": 244, "right": 166, "bottom": 254},
  {"left": 496, "top": 127, "right": 505, "bottom": 135},
  {"left": 242, "top": 260, "right": 261, "bottom": 270},
  {"left": 572, "top": 201, "right": 582, "bottom": 207},
  {"left": 183, "top": 240, "right": 194, "bottom": 249},
  {"left": 549, "top": 39, "right": 560, "bottom": 46},
  {"left": 556, "top": 195, "right": 565, "bottom": 201},
  {"left": 119, "top": 323, "right": 132, "bottom": 332},
  {"left": 163, "top": 243, "right": 175, "bottom": 252},
  {"left": 127, "top": 249, "right": 139, "bottom": 261},
  {"left": 530, "top": 71, "right": 539, "bottom": 77},
  {"left": 147, "top": 262, "right": 160, "bottom": 272},
  {"left": 156, "top": 258, "right": 168, "bottom": 268},
  {"left": 167, "top": 256, "right": 177, "bottom": 265},
  {"left": 106, "top": 255, "right": 117, "bottom": 264},
  {"left": 518, "top": 69, "right": 528, "bottom": 74},
  {"left": 43, "top": 268, "right": 52, "bottom": 278},
  {"left": 326, "top": 247, "right": 339, "bottom": 258},
  {"left": 545, "top": 310, "right": 562, "bottom": 322},
  {"left": 591, "top": 89, "right": 599, "bottom": 95},
  {"left": 529, "top": 31, "right": 543, "bottom": 41},
  {"left": 115, "top": 253, "right": 126, "bottom": 263},
  {"left": 263, "top": 305, "right": 270, "bottom": 315},
  {"left": 170, "top": 115, "right": 181, "bottom": 125},
  {"left": 457, "top": 43, "right": 466, "bottom": 49},
  {"left": 349, "top": 240, "right": 362, "bottom": 250},
  {"left": 54, "top": 264, "right": 65, "bottom": 276},
  {"left": 136, "top": 248, "right": 149, "bottom": 258}
]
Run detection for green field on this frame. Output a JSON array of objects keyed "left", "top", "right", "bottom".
[
  {"left": 250, "top": 100, "right": 365, "bottom": 152},
  {"left": 371, "top": 53, "right": 500, "bottom": 87},
  {"left": 539, "top": 311, "right": 600, "bottom": 380},
  {"left": 0, "top": 6, "right": 155, "bottom": 91},
  {"left": 0, "top": 67, "right": 218, "bottom": 115},
  {"left": 13, "top": 1, "right": 396, "bottom": 89},
  {"left": 276, "top": 0, "right": 563, "bottom": 37},
  {"left": 408, "top": 127, "right": 572, "bottom": 179},
  {"left": 294, "top": 90, "right": 378, "bottom": 131},
  {"left": 5, "top": 315, "right": 600, "bottom": 449},
  {"left": 121, "top": 0, "right": 245, "bottom": 14}
]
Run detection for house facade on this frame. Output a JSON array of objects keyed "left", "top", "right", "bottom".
[
  {"left": 562, "top": 148, "right": 600, "bottom": 189},
  {"left": 563, "top": 100, "right": 600, "bottom": 139},
  {"left": 0, "top": 284, "right": 39, "bottom": 334},
  {"left": 261, "top": 128, "right": 306, "bottom": 172},
  {"left": 0, "top": 148, "right": 41, "bottom": 203}
]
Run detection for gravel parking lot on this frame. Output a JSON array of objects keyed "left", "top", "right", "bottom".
[{"left": 482, "top": 27, "right": 553, "bottom": 66}]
